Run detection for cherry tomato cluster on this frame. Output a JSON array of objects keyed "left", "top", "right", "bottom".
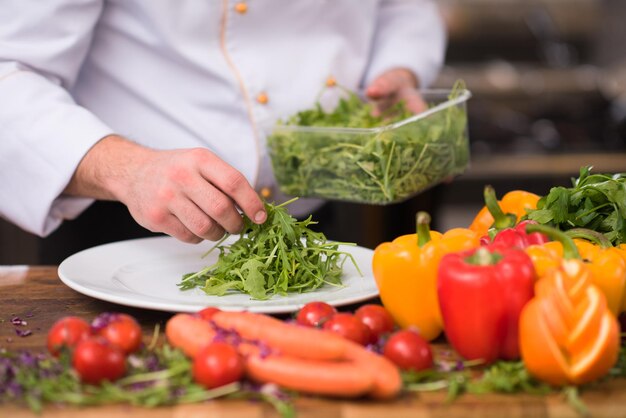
[
  {"left": 46, "top": 313, "right": 142, "bottom": 385},
  {"left": 295, "top": 302, "right": 434, "bottom": 372}
]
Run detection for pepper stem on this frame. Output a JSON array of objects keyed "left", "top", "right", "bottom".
[
  {"left": 465, "top": 247, "right": 503, "bottom": 266},
  {"left": 484, "top": 185, "right": 517, "bottom": 230},
  {"left": 417, "top": 212, "right": 432, "bottom": 248},
  {"left": 565, "top": 228, "right": 613, "bottom": 249},
  {"left": 525, "top": 224, "right": 581, "bottom": 260}
]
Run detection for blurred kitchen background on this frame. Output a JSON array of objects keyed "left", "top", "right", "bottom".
[
  {"left": 432, "top": 0, "right": 626, "bottom": 229},
  {"left": 326, "top": 0, "right": 626, "bottom": 249},
  {"left": 2, "top": 0, "right": 626, "bottom": 263}
]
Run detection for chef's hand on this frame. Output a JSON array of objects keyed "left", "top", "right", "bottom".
[
  {"left": 64, "top": 135, "right": 267, "bottom": 243},
  {"left": 366, "top": 68, "right": 427, "bottom": 115},
  {"left": 367, "top": 69, "right": 454, "bottom": 184}
]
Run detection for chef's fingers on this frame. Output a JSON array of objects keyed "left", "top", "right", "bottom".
[
  {"left": 198, "top": 152, "right": 267, "bottom": 225},
  {"left": 169, "top": 197, "right": 226, "bottom": 242},
  {"left": 365, "top": 68, "right": 418, "bottom": 100},
  {"left": 370, "top": 97, "right": 394, "bottom": 117},
  {"left": 368, "top": 89, "right": 426, "bottom": 117},
  {"left": 398, "top": 88, "right": 427, "bottom": 114},
  {"left": 187, "top": 181, "right": 244, "bottom": 235},
  {"left": 366, "top": 75, "right": 398, "bottom": 100},
  {"left": 158, "top": 213, "right": 204, "bottom": 244}
]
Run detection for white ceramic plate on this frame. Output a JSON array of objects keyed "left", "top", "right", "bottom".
[{"left": 57, "top": 236, "right": 378, "bottom": 314}]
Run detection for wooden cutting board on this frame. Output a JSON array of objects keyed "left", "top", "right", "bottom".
[{"left": 1, "top": 266, "right": 625, "bottom": 418}]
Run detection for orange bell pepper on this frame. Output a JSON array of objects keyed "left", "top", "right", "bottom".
[
  {"left": 469, "top": 186, "right": 540, "bottom": 236},
  {"left": 617, "top": 243, "right": 626, "bottom": 312},
  {"left": 372, "top": 212, "right": 480, "bottom": 341},
  {"left": 525, "top": 226, "right": 626, "bottom": 315},
  {"left": 520, "top": 259, "right": 620, "bottom": 386}
]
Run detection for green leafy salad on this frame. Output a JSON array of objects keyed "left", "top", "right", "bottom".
[
  {"left": 266, "top": 82, "right": 470, "bottom": 204},
  {"left": 178, "top": 198, "right": 360, "bottom": 300}
]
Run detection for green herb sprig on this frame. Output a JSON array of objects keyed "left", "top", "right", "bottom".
[
  {"left": 266, "top": 81, "right": 470, "bottom": 204},
  {"left": 525, "top": 166, "right": 626, "bottom": 245},
  {"left": 178, "top": 198, "right": 360, "bottom": 300},
  {"left": 406, "top": 342, "right": 626, "bottom": 418},
  {"left": 404, "top": 360, "right": 588, "bottom": 417},
  {"left": 0, "top": 337, "right": 294, "bottom": 417},
  {"left": 0, "top": 345, "right": 238, "bottom": 412}
]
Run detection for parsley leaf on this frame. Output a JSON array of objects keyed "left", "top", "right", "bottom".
[{"left": 525, "top": 167, "right": 626, "bottom": 245}]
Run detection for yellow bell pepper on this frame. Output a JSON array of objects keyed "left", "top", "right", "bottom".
[
  {"left": 572, "top": 239, "right": 626, "bottom": 316},
  {"left": 524, "top": 241, "right": 563, "bottom": 279},
  {"left": 615, "top": 243, "right": 626, "bottom": 312},
  {"left": 372, "top": 212, "right": 480, "bottom": 341},
  {"left": 617, "top": 244, "right": 626, "bottom": 312}
]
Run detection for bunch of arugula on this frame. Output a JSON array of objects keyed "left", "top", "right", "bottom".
[
  {"left": 266, "top": 82, "right": 470, "bottom": 204},
  {"left": 525, "top": 166, "right": 626, "bottom": 245},
  {"left": 178, "top": 198, "right": 360, "bottom": 300}
]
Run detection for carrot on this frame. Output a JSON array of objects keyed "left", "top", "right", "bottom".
[
  {"left": 165, "top": 313, "right": 216, "bottom": 358},
  {"left": 213, "top": 311, "right": 401, "bottom": 399},
  {"left": 245, "top": 354, "right": 374, "bottom": 398},
  {"left": 212, "top": 311, "right": 348, "bottom": 361},
  {"left": 167, "top": 310, "right": 402, "bottom": 400},
  {"left": 344, "top": 343, "right": 402, "bottom": 400}
]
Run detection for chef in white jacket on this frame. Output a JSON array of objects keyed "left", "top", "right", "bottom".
[{"left": 0, "top": 1, "right": 446, "bottom": 252}]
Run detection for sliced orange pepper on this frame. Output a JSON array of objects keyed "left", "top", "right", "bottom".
[
  {"left": 520, "top": 259, "right": 620, "bottom": 386},
  {"left": 372, "top": 212, "right": 480, "bottom": 341},
  {"left": 525, "top": 227, "right": 626, "bottom": 315},
  {"left": 469, "top": 188, "right": 540, "bottom": 236}
]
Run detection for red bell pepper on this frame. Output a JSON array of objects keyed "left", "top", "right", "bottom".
[
  {"left": 478, "top": 185, "right": 549, "bottom": 248},
  {"left": 482, "top": 220, "right": 550, "bottom": 248},
  {"left": 437, "top": 246, "right": 536, "bottom": 363}
]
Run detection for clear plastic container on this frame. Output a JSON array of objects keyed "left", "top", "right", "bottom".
[{"left": 267, "top": 89, "right": 472, "bottom": 205}]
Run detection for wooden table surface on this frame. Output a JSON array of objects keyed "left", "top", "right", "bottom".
[{"left": 2, "top": 266, "right": 626, "bottom": 418}]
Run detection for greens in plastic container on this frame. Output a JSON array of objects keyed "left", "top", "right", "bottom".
[{"left": 267, "top": 83, "right": 471, "bottom": 204}]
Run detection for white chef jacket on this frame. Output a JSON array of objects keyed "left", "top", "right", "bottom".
[{"left": 0, "top": 0, "right": 446, "bottom": 237}]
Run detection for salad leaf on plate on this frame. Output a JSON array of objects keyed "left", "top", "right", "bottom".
[{"left": 178, "top": 198, "right": 360, "bottom": 300}]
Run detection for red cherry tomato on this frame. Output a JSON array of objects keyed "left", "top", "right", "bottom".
[
  {"left": 47, "top": 316, "right": 91, "bottom": 356},
  {"left": 198, "top": 307, "right": 221, "bottom": 321},
  {"left": 95, "top": 313, "right": 143, "bottom": 354},
  {"left": 322, "top": 313, "right": 371, "bottom": 345},
  {"left": 383, "top": 329, "right": 434, "bottom": 371},
  {"left": 72, "top": 338, "right": 127, "bottom": 384},
  {"left": 355, "top": 304, "right": 395, "bottom": 342},
  {"left": 192, "top": 342, "right": 244, "bottom": 389},
  {"left": 296, "top": 301, "right": 337, "bottom": 327}
]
